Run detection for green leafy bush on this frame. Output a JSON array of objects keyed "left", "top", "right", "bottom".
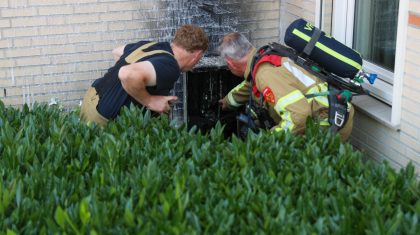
[{"left": 0, "top": 101, "right": 419, "bottom": 234}]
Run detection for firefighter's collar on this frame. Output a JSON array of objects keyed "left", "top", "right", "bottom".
[{"left": 244, "top": 48, "right": 258, "bottom": 81}]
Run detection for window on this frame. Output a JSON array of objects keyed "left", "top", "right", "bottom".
[
  {"left": 353, "top": 0, "right": 399, "bottom": 73},
  {"left": 316, "top": 0, "right": 408, "bottom": 127}
]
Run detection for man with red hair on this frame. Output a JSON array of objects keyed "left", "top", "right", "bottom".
[{"left": 80, "top": 25, "right": 208, "bottom": 126}]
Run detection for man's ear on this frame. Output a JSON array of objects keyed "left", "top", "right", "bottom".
[
  {"left": 226, "top": 57, "right": 236, "bottom": 68},
  {"left": 193, "top": 50, "right": 203, "bottom": 60}
]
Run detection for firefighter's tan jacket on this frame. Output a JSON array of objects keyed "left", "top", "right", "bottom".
[{"left": 222, "top": 48, "right": 354, "bottom": 140}]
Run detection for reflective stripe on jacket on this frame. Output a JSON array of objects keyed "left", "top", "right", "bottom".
[{"left": 223, "top": 50, "right": 331, "bottom": 134}]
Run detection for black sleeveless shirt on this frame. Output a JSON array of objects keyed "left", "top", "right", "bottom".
[{"left": 92, "top": 41, "right": 180, "bottom": 119}]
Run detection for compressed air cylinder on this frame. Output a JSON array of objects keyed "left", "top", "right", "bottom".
[{"left": 284, "top": 18, "right": 363, "bottom": 79}]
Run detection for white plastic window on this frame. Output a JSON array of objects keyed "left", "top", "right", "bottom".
[{"left": 316, "top": 0, "right": 407, "bottom": 127}]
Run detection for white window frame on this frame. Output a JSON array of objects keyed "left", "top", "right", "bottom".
[{"left": 315, "top": 0, "right": 408, "bottom": 127}]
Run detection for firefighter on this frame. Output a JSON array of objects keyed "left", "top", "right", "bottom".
[
  {"left": 80, "top": 24, "right": 208, "bottom": 126},
  {"left": 218, "top": 32, "right": 354, "bottom": 141}
]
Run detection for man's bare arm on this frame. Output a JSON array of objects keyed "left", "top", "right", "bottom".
[{"left": 118, "top": 61, "right": 177, "bottom": 113}]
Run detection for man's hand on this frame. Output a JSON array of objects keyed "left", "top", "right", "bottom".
[
  {"left": 219, "top": 98, "right": 228, "bottom": 110},
  {"left": 147, "top": 96, "right": 178, "bottom": 113}
]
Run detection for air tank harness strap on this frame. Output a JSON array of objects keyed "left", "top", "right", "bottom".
[
  {"left": 237, "top": 47, "right": 278, "bottom": 135},
  {"left": 249, "top": 47, "right": 282, "bottom": 98},
  {"left": 305, "top": 87, "right": 351, "bottom": 132},
  {"left": 303, "top": 27, "right": 322, "bottom": 56}
]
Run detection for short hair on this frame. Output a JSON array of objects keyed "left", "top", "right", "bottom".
[
  {"left": 172, "top": 24, "right": 209, "bottom": 53},
  {"left": 218, "top": 32, "right": 253, "bottom": 60}
]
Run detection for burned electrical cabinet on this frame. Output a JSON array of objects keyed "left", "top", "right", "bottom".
[
  {"left": 170, "top": 57, "right": 243, "bottom": 137},
  {"left": 187, "top": 67, "right": 243, "bottom": 136}
]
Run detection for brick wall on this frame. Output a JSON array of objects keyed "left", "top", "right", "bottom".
[
  {"left": 0, "top": 0, "right": 280, "bottom": 108},
  {"left": 279, "top": 0, "right": 316, "bottom": 42},
  {"left": 399, "top": 0, "right": 420, "bottom": 169}
]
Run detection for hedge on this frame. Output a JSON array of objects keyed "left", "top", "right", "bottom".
[{"left": 0, "top": 101, "right": 419, "bottom": 234}]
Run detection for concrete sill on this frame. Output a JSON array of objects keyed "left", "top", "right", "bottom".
[{"left": 351, "top": 95, "right": 400, "bottom": 131}]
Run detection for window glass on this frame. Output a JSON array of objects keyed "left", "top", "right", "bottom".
[{"left": 353, "top": 0, "right": 399, "bottom": 72}]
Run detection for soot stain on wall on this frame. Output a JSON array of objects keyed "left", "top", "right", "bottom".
[
  {"left": 140, "top": 0, "right": 254, "bottom": 136},
  {"left": 144, "top": 0, "right": 252, "bottom": 54}
]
